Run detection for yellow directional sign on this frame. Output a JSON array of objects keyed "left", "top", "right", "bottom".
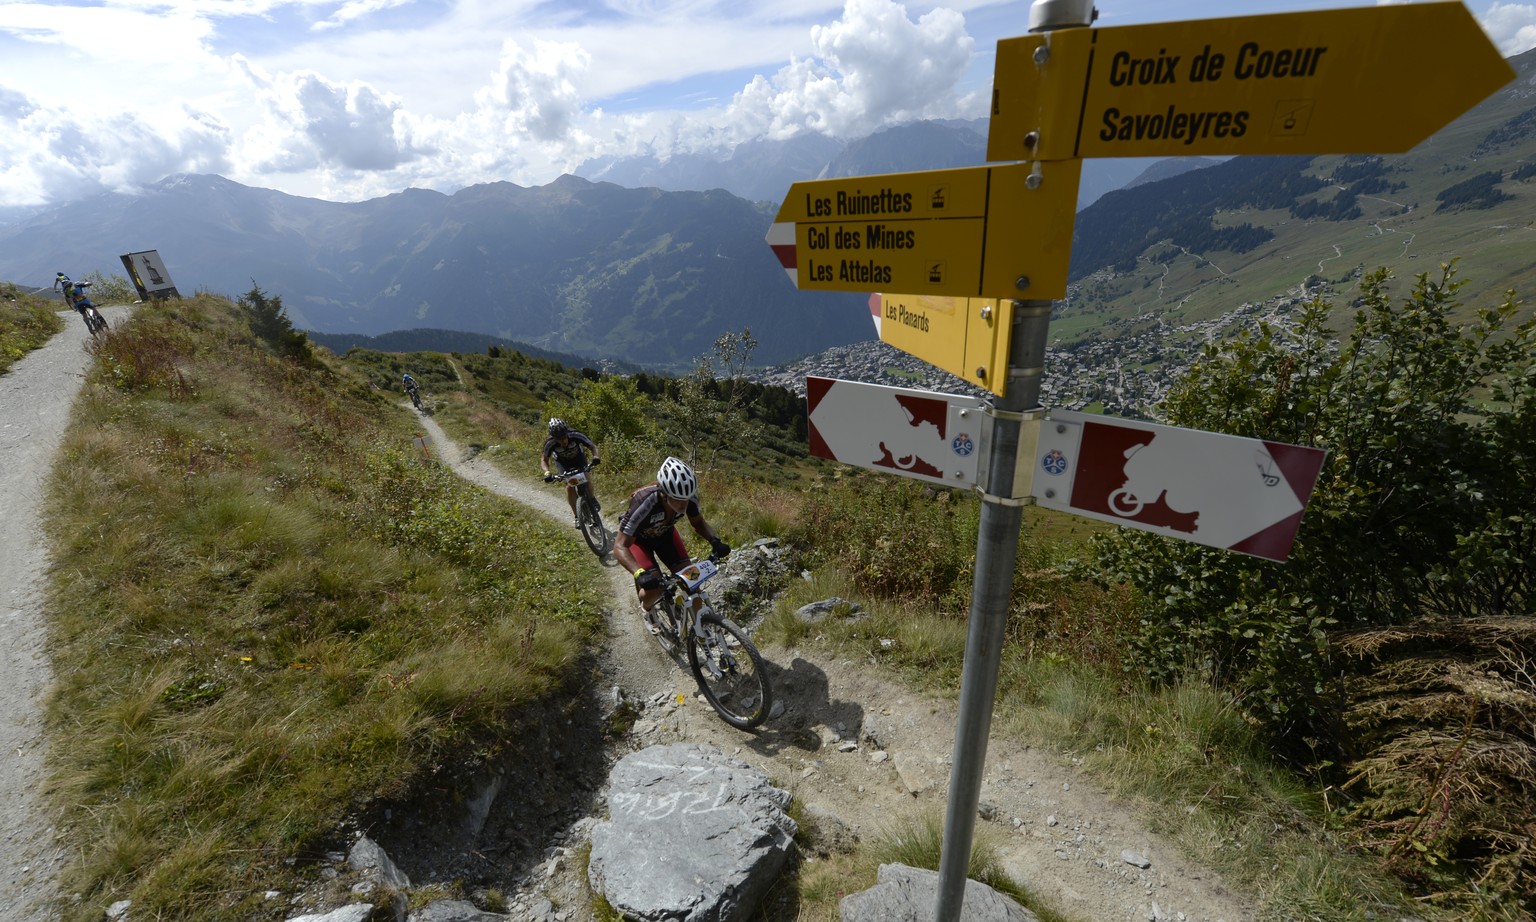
[
  {"left": 870, "top": 293, "right": 1014, "bottom": 396},
  {"left": 767, "top": 161, "right": 1080, "bottom": 300},
  {"left": 988, "top": 3, "right": 1516, "bottom": 162}
]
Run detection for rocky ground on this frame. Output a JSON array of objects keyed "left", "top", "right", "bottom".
[
  {"left": 0, "top": 323, "right": 1259, "bottom": 922},
  {"left": 378, "top": 416, "right": 1259, "bottom": 922}
]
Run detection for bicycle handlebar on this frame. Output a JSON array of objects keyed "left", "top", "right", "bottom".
[{"left": 545, "top": 462, "right": 595, "bottom": 482}]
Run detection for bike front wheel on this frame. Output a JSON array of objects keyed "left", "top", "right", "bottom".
[
  {"left": 686, "top": 614, "right": 772, "bottom": 729},
  {"left": 578, "top": 497, "right": 610, "bottom": 558}
]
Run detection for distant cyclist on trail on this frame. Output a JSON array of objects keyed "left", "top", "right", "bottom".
[
  {"left": 402, "top": 373, "right": 420, "bottom": 407},
  {"left": 613, "top": 456, "right": 731, "bottom": 634},
  {"left": 55, "top": 273, "right": 90, "bottom": 314},
  {"left": 540, "top": 418, "right": 601, "bottom": 527},
  {"left": 57, "top": 275, "right": 101, "bottom": 330}
]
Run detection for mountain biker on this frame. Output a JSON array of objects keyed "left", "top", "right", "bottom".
[
  {"left": 614, "top": 456, "right": 731, "bottom": 629},
  {"left": 63, "top": 280, "right": 98, "bottom": 326},
  {"left": 55, "top": 273, "right": 89, "bottom": 312},
  {"left": 402, "top": 372, "right": 419, "bottom": 402},
  {"left": 540, "top": 418, "right": 601, "bottom": 527}
]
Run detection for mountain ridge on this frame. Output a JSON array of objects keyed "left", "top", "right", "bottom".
[{"left": 6, "top": 53, "right": 1535, "bottom": 375}]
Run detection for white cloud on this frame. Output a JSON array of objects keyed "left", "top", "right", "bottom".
[
  {"left": 0, "top": 84, "right": 231, "bottom": 207},
  {"left": 0, "top": 0, "right": 984, "bottom": 203},
  {"left": 1481, "top": 2, "right": 1536, "bottom": 55},
  {"left": 474, "top": 38, "right": 592, "bottom": 143},
  {"left": 314, "top": 0, "right": 414, "bottom": 32},
  {"left": 722, "top": 0, "right": 973, "bottom": 141},
  {"left": 233, "top": 55, "right": 427, "bottom": 174},
  {"left": 577, "top": 0, "right": 977, "bottom": 164},
  {"left": 0, "top": 84, "right": 36, "bottom": 120}
]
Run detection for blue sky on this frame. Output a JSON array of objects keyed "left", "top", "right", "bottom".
[{"left": 1, "top": 0, "right": 1533, "bottom": 206}]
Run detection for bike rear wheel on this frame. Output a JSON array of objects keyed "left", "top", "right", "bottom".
[
  {"left": 578, "top": 496, "right": 610, "bottom": 558},
  {"left": 686, "top": 614, "right": 772, "bottom": 729}
]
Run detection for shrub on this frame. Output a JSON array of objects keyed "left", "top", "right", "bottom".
[
  {"left": 1090, "top": 263, "right": 1536, "bottom": 905},
  {"left": 1095, "top": 263, "right": 1536, "bottom": 753},
  {"left": 791, "top": 476, "right": 979, "bottom": 613},
  {"left": 238, "top": 282, "right": 314, "bottom": 363}
]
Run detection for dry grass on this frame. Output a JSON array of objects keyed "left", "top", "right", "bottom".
[{"left": 40, "top": 295, "right": 607, "bottom": 921}]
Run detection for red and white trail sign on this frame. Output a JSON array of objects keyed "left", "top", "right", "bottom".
[
  {"left": 806, "top": 376, "right": 987, "bottom": 489},
  {"left": 1031, "top": 410, "right": 1327, "bottom": 561}
]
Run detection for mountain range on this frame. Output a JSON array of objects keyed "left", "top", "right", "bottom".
[
  {"left": 571, "top": 118, "right": 1179, "bottom": 211},
  {"left": 3, "top": 43, "right": 1533, "bottom": 373},
  {"left": 0, "top": 120, "right": 1199, "bottom": 370}
]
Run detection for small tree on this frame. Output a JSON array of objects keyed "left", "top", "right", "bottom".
[
  {"left": 671, "top": 327, "right": 766, "bottom": 467},
  {"left": 239, "top": 282, "right": 313, "bottom": 362}
]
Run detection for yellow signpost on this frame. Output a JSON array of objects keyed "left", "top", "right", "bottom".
[
  {"left": 768, "top": 5, "right": 1520, "bottom": 922},
  {"left": 870, "top": 293, "right": 1014, "bottom": 396},
  {"left": 988, "top": 3, "right": 1517, "bottom": 162},
  {"left": 767, "top": 160, "right": 1080, "bottom": 300}
]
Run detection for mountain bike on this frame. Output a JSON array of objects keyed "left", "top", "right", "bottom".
[
  {"left": 65, "top": 285, "right": 108, "bottom": 336},
  {"left": 81, "top": 304, "right": 109, "bottom": 336},
  {"left": 545, "top": 462, "right": 610, "bottom": 558},
  {"left": 645, "top": 555, "right": 772, "bottom": 730},
  {"left": 406, "top": 385, "right": 422, "bottom": 411}
]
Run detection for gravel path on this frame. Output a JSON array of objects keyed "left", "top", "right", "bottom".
[
  {"left": 416, "top": 415, "right": 1261, "bottom": 922},
  {"left": 0, "top": 308, "right": 127, "bottom": 921},
  {"left": 0, "top": 337, "right": 1262, "bottom": 922}
]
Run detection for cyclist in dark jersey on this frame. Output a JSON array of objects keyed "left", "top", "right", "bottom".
[
  {"left": 614, "top": 456, "right": 730, "bottom": 627},
  {"left": 540, "top": 418, "right": 601, "bottom": 527}
]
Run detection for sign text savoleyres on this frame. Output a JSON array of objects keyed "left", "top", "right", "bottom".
[{"left": 989, "top": 4, "right": 1516, "bottom": 162}]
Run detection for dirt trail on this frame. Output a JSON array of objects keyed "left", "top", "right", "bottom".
[
  {"left": 415, "top": 416, "right": 1258, "bottom": 922},
  {"left": 0, "top": 308, "right": 128, "bottom": 922}
]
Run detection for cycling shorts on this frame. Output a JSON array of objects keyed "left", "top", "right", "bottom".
[{"left": 628, "top": 529, "right": 688, "bottom": 575}]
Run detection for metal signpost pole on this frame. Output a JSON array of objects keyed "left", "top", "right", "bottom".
[{"left": 932, "top": 3, "right": 1094, "bottom": 920}]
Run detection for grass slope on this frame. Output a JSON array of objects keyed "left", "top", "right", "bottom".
[{"left": 41, "top": 294, "right": 607, "bottom": 921}]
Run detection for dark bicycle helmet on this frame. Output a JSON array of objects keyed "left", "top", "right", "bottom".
[
  {"left": 548, "top": 417, "right": 569, "bottom": 437},
  {"left": 656, "top": 456, "right": 697, "bottom": 501}
]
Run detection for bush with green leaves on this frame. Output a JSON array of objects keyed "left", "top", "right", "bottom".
[
  {"left": 544, "top": 375, "right": 657, "bottom": 474},
  {"left": 1093, "top": 263, "right": 1535, "bottom": 755},
  {"left": 80, "top": 270, "right": 139, "bottom": 305}
]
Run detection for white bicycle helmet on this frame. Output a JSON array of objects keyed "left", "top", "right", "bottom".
[
  {"left": 656, "top": 456, "right": 697, "bottom": 501},
  {"left": 548, "top": 417, "right": 569, "bottom": 437}
]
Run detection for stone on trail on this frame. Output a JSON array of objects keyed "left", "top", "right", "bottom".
[
  {"left": 588, "top": 743, "right": 797, "bottom": 922},
  {"left": 286, "top": 905, "right": 375, "bottom": 922},
  {"left": 406, "top": 899, "right": 512, "bottom": 921},
  {"left": 839, "top": 864, "right": 1039, "bottom": 922}
]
